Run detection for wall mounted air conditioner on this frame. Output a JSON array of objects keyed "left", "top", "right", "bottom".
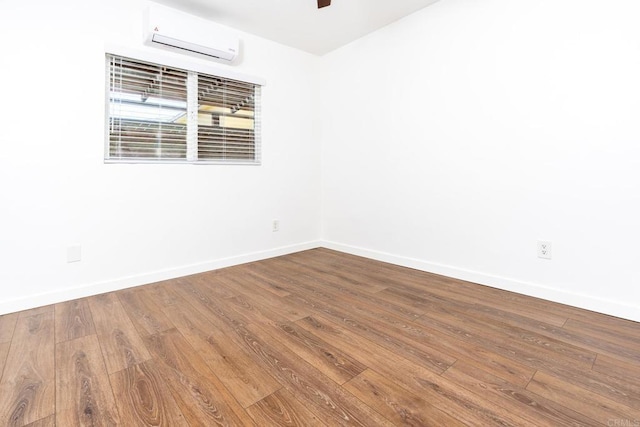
[{"left": 144, "top": 3, "right": 239, "bottom": 63}]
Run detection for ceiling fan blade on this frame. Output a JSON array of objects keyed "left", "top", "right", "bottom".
[{"left": 317, "top": 0, "right": 331, "bottom": 8}]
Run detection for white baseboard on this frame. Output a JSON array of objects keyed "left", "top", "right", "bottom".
[
  {"left": 0, "top": 240, "right": 321, "bottom": 316},
  {"left": 321, "top": 240, "right": 640, "bottom": 323},
  {"left": 3, "top": 239, "right": 638, "bottom": 323}
]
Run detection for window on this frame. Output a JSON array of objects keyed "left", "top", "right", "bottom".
[{"left": 106, "top": 54, "right": 261, "bottom": 164}]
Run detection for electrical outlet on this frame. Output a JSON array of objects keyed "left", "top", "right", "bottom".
[
  {"left": 538, "top": 241, "right": 552, "bottom": 260},
  {"left": 272, "top": 220, "right": 280, "bottom": 232},
  {"left": 67, "top": 245, "right": 82, "bottom": 263}
]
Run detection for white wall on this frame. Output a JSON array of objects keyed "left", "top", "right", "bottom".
[
  {"left": 321, "top": 0, "right": 640, "bottom": 321},
  {"left": 2, "top": 0, "right": 639, "bottom": 322},
  {"left": 0, "top": 0, "right": 322, "bottom": 314}
]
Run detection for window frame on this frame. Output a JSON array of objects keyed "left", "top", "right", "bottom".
[{"left": 104, "top": 47, "right": 265, "bottom": 165}]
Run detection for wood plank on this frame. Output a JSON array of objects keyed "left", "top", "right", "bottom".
[
  {"left": 260, "top": 265, "right": 423, "bottom": 319},
  {"left": 191, "top": 328, "right": 282, "bottom": 409},
  {"left": 240, "top": 322, "right": 395, "bottom": 426},
  {"left": 592, "top": 354, "right": 640, "bottom": 386},
  {"left": 436, "top": 295, "right": 640, "bottom": 365},
  {"left": 246, "top": 262, "right": 315, "bottom": 295},
  {"left": 289, "top": 250, "right": 429, "bottom": 297},
  {"left": 282, "top": 291, "right": 456, "bottom": 375},
  {"left": 265, "top": 320, "right": 367, "bottom": 385},
  {"left": 54, "top": 299, "right": 95, "bottom": 343},
  {"left": 307, "top": 249, "right": 431, "bottom": 284},
  {"left": 421, "top": 293, "right": 640, "bottom": 367},
  {"left": 313, "top": 248, "right": 573, "bottom": 326},
  {"left": 270, "top": 255, "right": 390, "bottom": 294},
  {"left": 180, "top": 275, "right": 370, "bottom": 387},
  {"left": 296, "top": 314, "right": 531, "bottom": 426},
  {"left": 216, "top": 273, "right": 311, "bottom": 321},
  {"left": 415, "top": 308, "right": 640, "bottom": 408},
  {"left": 55, "top": 334, "right": 120, "bottom": 426},
  {"left": 414, "top": 301, "right": 597, "bottom": 371},
  {"left": 563, "top": 318, "right": 640, "bottom": 360},
  {"left": 0, "top": 306, "right": 55, "bottom": 426},
  {"left": 172, "top": 282, "right": 396, "bottom": 427},
  {"left": 287, "top": 285, "right": 456, "bottom": 372},
  {"left": 288, "top": 281, "right": 534, "bottom": 386},
  {"left": 565, "top": 309, "right": 640, "bottom": 337},
  {"left": 205, "top": 278, "right": 368, "bottom": 385},
  {"left": 188, "top": 274, "right": 238, "bottom": 300},
  {"left": 141, "top": 281, "right": 184, "bottom": 307},
  {"left": 235, "top": 270, "right": 292, "bottom": 298},
  {"left": 527, "top": 370, "right": 640, "bottom": 424},
  {"left": 422, "top": 327, "right": 535, "bottom": 387},
  {"left": 0, "top": 342, "right": 10, "bottom": 378},
  {"left": 246, "top": 389, "right": 326, "bottom": 427},
  {"left": 0, "top": 312, "right": 19, "bottom": 343},
  {"left": 388, "top": 282, "right": 571, "bottom": 336},
  {"left": 147, "top": 283, "right": 281, "bottom": 409},
  {"left": 275, "top": 268, "right": 425, "bottom": 321},
  {"left": 442, "top": 362, "right": 598, "bottom": 426},
  {"left": 275, "top": 271, "right": 541, "bottom": 388},
  {"left": 380, "top": 283, "right": 566, "bottom": 335},
  {"left": 109, "top": 360, "right": 188, "bottom": 426},
  {"left": 142, "top": 328, "right": 256, "bottom": 426},
  {"left": 565, "top": 313, "right": 640, "bottom": 343},
  {"left": 388, "top": 283, "right": 640, "bottom": 369},
  {"left": 538, "top": 362, "right": 640, "bottom": 412},
  {"left": 211, "top": 285, "right": 290, "bottom": 326},
  {"left": 225, "top": 272, "right": 455, "bottom": 377},
  {"left": 87, "top": 292, "right": 151, "bottom": 374},
  {"left": 24, "top": 415, "right": 55, "bottom": 427},
  {"left": 310, "top": 249, "right": 547, "bottom": 326},
  {"left": 116, "top": 289, "right": 174, "bottom": 336},
  {"left": 344, "top": 368, "right": 465, "bottom": 426}
]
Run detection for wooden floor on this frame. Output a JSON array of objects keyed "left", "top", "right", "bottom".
[{"left": 1, "top": 249, "right": 639, "bottom": 426}]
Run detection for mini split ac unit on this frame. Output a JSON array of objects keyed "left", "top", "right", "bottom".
[{"left": 144, "top": 3, "right": 239, "bottom": 63}]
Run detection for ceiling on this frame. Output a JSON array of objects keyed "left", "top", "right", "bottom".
[{"left": 151, "top": 0, "right": 441, "bottom": 56}]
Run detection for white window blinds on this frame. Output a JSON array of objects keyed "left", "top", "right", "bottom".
[{"left": 106, "top": 54, "right": 261, "bottom": 164}]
